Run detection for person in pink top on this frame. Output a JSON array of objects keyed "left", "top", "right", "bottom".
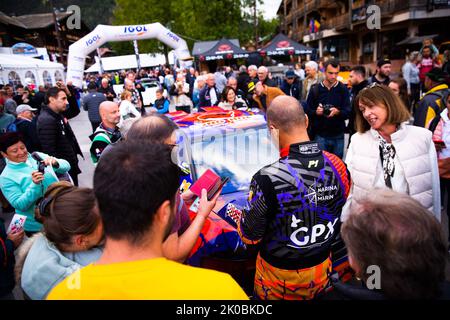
[{"left": 418, "top": 46, "right": 442, "bottom": 91}]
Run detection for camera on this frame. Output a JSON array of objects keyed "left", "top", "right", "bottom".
[
  {"left": 31, "top": 152, "right": 46, "bottom": 174},
  {"left": 322, "top": 104, "right": 334, "bottom": 117}
]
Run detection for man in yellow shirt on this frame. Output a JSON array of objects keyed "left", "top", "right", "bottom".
[{"left": 47, "top": 142, "right": 248, "bottom": 300}]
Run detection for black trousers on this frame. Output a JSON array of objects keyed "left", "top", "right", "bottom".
[
  {"left": 440, "top": 178, "right": 450, "bottom": 242},
  {"left": 69, "top": 168, "right": 79, "bottom": 186},
  {"left": 410, "top": 83, "right": 420, "bottom": 112}
]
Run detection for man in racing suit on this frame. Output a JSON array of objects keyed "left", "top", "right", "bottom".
[{"left": 237, "top": 96, "right": 351, "bottom": 300}]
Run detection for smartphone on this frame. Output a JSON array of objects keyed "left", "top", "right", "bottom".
[{"left": 207, "top": 177, "right": 229, "bottom": 200}]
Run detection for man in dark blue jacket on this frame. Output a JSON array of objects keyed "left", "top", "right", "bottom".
[
  {"left": 305, "top": 59, "right": 351, "bottom": 159},
  {"left": 281, "top": 70, "right": 303, "bottom": 101},
  {"left": 198, "top": 73, "right": 220, "bottom": 110}
]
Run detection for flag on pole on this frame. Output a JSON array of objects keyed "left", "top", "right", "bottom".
[
  {"left": 133, "top": 40, "right": 141, "bottom": 72},
  {"left": 96, "top": 48, "right": 104, "bottom": 74},
  {"left": 310, "top": 19, "right": 321, "bottom": 33}
]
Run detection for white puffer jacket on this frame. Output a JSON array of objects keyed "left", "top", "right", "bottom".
[{"left": 343, "top": 124, "right": 441, "bottom": 221}]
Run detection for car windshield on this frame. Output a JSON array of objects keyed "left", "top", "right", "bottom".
[
  {"left": 142, "top": 81, "right": 159, "bottom": 88},
  {"left": 183, "top": 125, "right": 279, "bottom": 194}
]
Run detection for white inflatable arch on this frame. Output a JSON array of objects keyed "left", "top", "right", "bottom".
[{"left": 67, "top": 23, "right": 192, "bottom": 88}]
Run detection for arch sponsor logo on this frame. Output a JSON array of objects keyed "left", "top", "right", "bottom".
[
  {"left": 123, "top": 25, "right": 148, "bottom": 36},
  {"left": 166, "top": 31, "right": 180, "bottom": 43},
  {"left": 85, "top": 34, "right": 101, "bottom": 47}
]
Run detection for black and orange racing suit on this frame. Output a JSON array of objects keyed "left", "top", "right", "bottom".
[{"left": 238, "top": 141, "right": 351, "bottom": 300}]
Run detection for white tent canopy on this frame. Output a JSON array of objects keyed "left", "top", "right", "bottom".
[
  {"left": 85, "top": 51, "right": 174, "bottom": 73},
  {"left": 0, "top": 53, "right": 65, "bottom": 88}
]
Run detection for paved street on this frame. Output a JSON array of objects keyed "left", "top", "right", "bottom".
[{"left": 71, "top": 108, "right": 96, "bottom": 188}]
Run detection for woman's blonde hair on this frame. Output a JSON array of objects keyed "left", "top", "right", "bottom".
[
  {"left": 120, "top": 90, "right": 132, "bottom": 101},
  {"left": 354, "top": 84, "right": 410, "bottom": 133}
]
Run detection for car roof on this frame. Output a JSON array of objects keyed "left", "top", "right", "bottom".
[{"left": 167, "top": 107, "right": 267, "bottom": 137}]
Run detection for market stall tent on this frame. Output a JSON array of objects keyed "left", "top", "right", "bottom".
[
  {"left": 0, "top": 53, "right": 65, "bottom": 88},
  {"left": 258, "top": 33, "right": 314, "bottom": 56},
  {"left": 193, "top": 38, "right": 249, "bottom": 61},
  {"left": 84, "top": 51, "right": 175, "bottom": 73}
]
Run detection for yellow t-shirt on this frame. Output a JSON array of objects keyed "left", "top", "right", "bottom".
[{"left": 47, "top": 257, "right": 248, "bottom": 300}]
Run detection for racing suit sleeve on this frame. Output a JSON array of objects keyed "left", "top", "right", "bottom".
[{"left": 237, "top": 177, "right": 269, "bottom": 245}]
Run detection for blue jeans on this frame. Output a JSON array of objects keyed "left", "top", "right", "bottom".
[{"left": 316, "top": 134, "right": 344, "bottom": 159}]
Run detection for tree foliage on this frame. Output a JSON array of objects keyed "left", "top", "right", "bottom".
[{"left": 112, "top": 0, "right": 279, "bottom": 55}]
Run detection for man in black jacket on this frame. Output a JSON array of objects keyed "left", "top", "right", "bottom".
[
  {"left": 97, "top": 78, "right": 117, "bottom": 102},
  {"left": 305, "top": 59, "right": 351, "bottom": 159},
  {"left": 37, "top": 87, "right": 83, "bottom": 186},
  {"left": 237, "top": 65, "right": 250, "bottom": 94},
  {"left": 198, "top": 74, "right": 220, "bottom": 110}
]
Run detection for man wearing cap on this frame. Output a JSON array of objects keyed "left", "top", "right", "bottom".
[
  {"left": 13, "top": 104, "right": 41, "bottom": 152},
  {"left": 414, "top": 67, "right": 449, "bottom": 128},
  {"left": 281, "top": 70, "right": 303, "bottom": 101},
  {"left": 369, "top": 59, "right": 391, "bottom": 86}
]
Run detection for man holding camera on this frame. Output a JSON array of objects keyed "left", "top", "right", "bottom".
[{"left": 305, "top": 59, "right": 351, "bottom": 159}]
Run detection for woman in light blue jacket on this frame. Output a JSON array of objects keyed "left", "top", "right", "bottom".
[
  {"left": 0, "top": 132, "right": 71, "bottom": 235},
  {"left": 16, "top": 181, "right": 103, "bottom": 300}
]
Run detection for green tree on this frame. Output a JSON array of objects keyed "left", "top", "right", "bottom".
[{"left": 111, "top": 0, "right": 279, "bottom": 55}]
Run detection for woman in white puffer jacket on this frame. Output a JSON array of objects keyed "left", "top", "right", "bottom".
[{"left": 343, "top": 83, "right": 440, "bottom": 222}]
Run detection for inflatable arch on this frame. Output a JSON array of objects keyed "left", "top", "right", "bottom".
[{"left": 66, "top": 23, "right": 192, "bottom": 88}]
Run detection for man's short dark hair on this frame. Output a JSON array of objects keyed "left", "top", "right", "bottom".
[
  {"left": 351, "top": 66, "right": 366, "bottom": 78},
  {"left": 45, "top": 87, "right": 66, "bottom": 104},
  {"left": 94, "top": 141, "right": 181, "bottom": 244},
  {"left": 324, "top": 59, "right": 340, "bottom": 70},
  {"left": 87, "top": 82, "right": 97, "bottom": 90},
  {"left": 16, "top": 84, "right": 24, "bottom": 89}
]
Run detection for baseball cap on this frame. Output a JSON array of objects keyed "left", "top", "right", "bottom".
[
  {"left": 16, "top": 104, "right": 37, "bottom": 114},
  {"left": 377, "top": 58, "right": 391, "bottom": 68},
  {"left": 425, "top": 67, "right": 449, "bottom": 83},
  {"left": 285, "top": 70, "right": 296, "bottom": 78}
]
